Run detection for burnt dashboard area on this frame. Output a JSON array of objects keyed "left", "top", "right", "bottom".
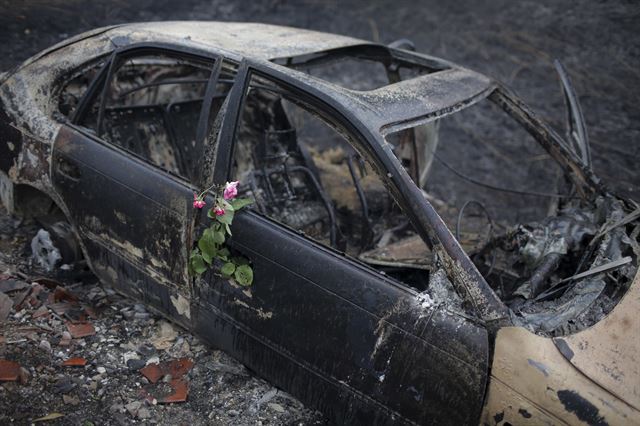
[{"left": 386, "top": 96, "right": 640, "bottom": 336}]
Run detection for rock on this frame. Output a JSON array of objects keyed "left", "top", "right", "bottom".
[
  {"left": 150, "top": 321, "right": 178, "bottom": 350},
  {"left": 18, "top": 367, "right": 30, "bottom": 385},
  {"left": 59, "top": 331, "right": 72, "bottom": 346},
  {"left": 123, "top": 351, "right": 139, "bottom": 364},
  {"left": 125, "top": 400, "right": 142, "bottom": 417},
  {"left": 0, "top": 292, "right": 13, "bottom": 322},
  {"left": 109, "top": 403, "right": 125, "bottom": 414},
  {"left": 38, "top": 339, "right": 51, "bottom": 353},
  {"left": 133, "top": 304, "right": 147, "bottom": 313},
  {"left": 145, "top": 356, "right": 160, "bottom": 366},
  {"left": 137, "top": 343, "right": 156, "bottom": 358},
  {"left": 54, "top": 377, "right": 76, "bottom": 394},
  {"left": 268, "top": 403, "right": 285, "bottom": 413},
  {"left": 228, "top": 409, "right": 239, "bottom": 417},
  {"left": 63, "top": 394, "right": 80, "bottom": 405},
  {"left": 96, "top": 366, "right": 106, "bottom": 374},
  {"left": 137, "top": 407, "right": 151, "bottom": 419},
  {"left": 126, "top": 359, "right": 146, "bottom": 371},
  {"left": 133, "top": 312, "right": 150, "bottom": 320}
]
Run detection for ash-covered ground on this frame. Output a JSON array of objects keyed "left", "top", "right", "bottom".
[{"left": 0, "top": 205, "right": 324, "bottom": 425}]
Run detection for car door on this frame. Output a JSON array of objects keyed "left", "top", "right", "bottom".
[
  {"left": 52, "top": 44, "right": 222, "bottom": 319},
  {"left": 192, "top": 62, "right": 490, "bottom": 425}
]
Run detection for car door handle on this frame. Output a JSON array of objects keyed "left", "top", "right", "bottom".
[{"left": 57, "top": 157, "right": 81, "bottom": 181}]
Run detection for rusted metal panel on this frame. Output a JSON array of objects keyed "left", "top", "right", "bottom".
[
  {"left": 553, "top": 269, "right": 640, "bottom": 410},
  {"left": 482, "top": 326, "right": 639, "bottom": 425}
]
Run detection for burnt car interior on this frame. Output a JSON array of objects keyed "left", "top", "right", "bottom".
[
  {"left": 384, "top": 97, "right": 639, "bottom": 336},
  {"left": 57, "top": 44, "right": 640, "bottom": 337},
  {"left": 70, "top": 52, "right": 221, "bottom": 182},
  {"left": 230, "top": 73, "right": 432, "bottom": 291}
]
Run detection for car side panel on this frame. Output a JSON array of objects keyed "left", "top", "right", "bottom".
[
  {"left": 52, "top": 125, "right": 192, "bottom": 295},
  {"left": 481, "top": 327, "right": 640, "bottom": 426},
  {"left": 194, "top": 211, "right": 489, "bottom": 425}
]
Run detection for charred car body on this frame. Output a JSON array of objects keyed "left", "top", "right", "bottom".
[{"left": 0, "top": 22, "right": 639, "bottom": 425}]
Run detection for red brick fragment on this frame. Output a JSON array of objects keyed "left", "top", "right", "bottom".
[
  {"left": 62, "top": 357, "right": 87, "bottom": 367},
  {"left": 53, "top": 287, "right": 78, "bottom": 303},
  {"left": 159, "top": 378, "right": 188, "bottom": 403},
  {"left": 31, "top": 305, "right": 50, "bottom": 319},
  {"left": 66, "top": 321, "right": 95, "bottom": 338},
  {"left": 0, "top": 360, "right": 21, "bottom": 381},
  {"left": 165, "top": 358, "right": 194, "bottom": 379},
  {"left": 140, "top": 363, "right": 163, "bottom": 384}
]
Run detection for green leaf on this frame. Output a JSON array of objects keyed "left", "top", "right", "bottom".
[
  {"left": 218, "top": 247, "right": 230, "bottom": 258},
  {"left": 225, "top": 223, "right": 232, "bottom": 235},
  {"left": 190, "top": 253, "right": 207, "bottom": 275},
  {"left": 230, "top": 197, "right": 253, "bottom": 210},
  {"left": 198, "top": 228, "right": 217, "bottom": 260},
  {"left": 201, "top": 249, "right": 213, "bottom": 265},
  {"left": 216, "top": 208, "right": 234, "bottom": 225},
  {"left": 220, "top": 262, "right": 236, "bottom": 277},
  {"left": 211, "top": 228, "right": 225, "bottom": 244},
  {"left": 234, "top": 264, "right": 253, "bottom": 286}
]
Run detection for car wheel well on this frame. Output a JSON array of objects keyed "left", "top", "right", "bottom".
[{"left": 13, "top": 184, "right": 65, "bottom": 221}]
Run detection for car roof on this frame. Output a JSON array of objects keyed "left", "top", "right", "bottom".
[
  {"left": 12, "top": 21, "right": 497, "bottom": 137},
  {"left": 121, "top": 21, "right": 375, "bottom": 61},
  {"left": 113, "top": 22, "right": 495, "bottom": 134}
]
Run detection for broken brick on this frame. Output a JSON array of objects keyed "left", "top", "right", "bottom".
[
  {"left": 0, "top": 360, "right": 21, "bottom": 381},
  {"left": 159, "top": 378, "right": 188, "bottom": 403},
  {"left": 53, "top": 286, "right": 78, "bottom": 303},
  {"left": 139, "top": 358, "right": 193, "bottom": 384},
  {"left": 48, "top": 302, "right": 73, "bottom": 316},
  {"left": 66, "top": 321, "right": 95, "bottom": 338},
  {"left": 32, "top": 277, "right": 63, "bottom": 290},
  {"left": 31, "top": 305, "right": 50, "bottom": 319},
  {"left": 62, "top": 357, "right": 87, "bottom": 367},
  {"left": 140, "top": 363, "right": 163, "bottom": 384},
  {"left": 166, "top": 358, "right": 194, "bottom": 379}
]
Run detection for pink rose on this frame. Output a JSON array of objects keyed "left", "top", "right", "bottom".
[
  {"left": 214, "top": 206, "right": 225, "bottom": 216},
  {"left": 223, "top": 181, "right": 239, "bottom": 200},
  {"left": 193, "top": 193, "right": 206, "bottom": 209}
]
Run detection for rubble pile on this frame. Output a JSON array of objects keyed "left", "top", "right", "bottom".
[{"left": 0, "top": 206, "right": 324, "bottom": 424}]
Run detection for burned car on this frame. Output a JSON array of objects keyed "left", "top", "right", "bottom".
[{"left": 1, "top": 22, "right": 639, "bottom": 425}]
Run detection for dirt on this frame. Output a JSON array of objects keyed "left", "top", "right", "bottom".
[{"left": 0, "top": 205, "right": 324, "bottom": 425}]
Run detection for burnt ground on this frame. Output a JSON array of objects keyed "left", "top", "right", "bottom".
[
  {"left": 0, "top": 0, "right": 638, "bottom": 424},
  {"left": 0, "top": 204, "right": 324, "bottom": 425}
]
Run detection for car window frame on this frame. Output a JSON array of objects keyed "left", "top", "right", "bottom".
[
  {"left": 70, "top": 42, "right": 224, "bottom": 187},
  {"left": 212, "top": 59, "right": 438, "bottom": 294}
]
